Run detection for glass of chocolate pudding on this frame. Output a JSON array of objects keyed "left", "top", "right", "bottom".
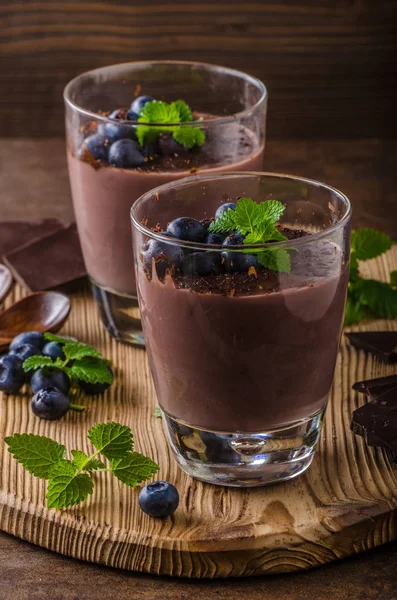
[
  {"left": 64, "top": 62, "right": 267, "bottom": 346},
  {"left": 131, "top": 172, "right": 351, "bottom": 487}
]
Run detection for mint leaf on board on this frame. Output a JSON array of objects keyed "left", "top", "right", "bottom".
[
  {"left": 46, "top": 460, "right": 94, "bottom": 509},
  {"left": 67, "top": 358, "right": 113, "bottom": 385},
  {"left": 44, "top": 332, "right": 77, "bottom": 344},
  {"left": 257, "top": 247, "right": 291, "bottom": 273},
  {"left": 71, "top": 450, "right": 105, "bottom": 472},
  {"left": 355, "top": 278, "right": 397, "bottom": 319},
  {"left": 351, "top": 229, "right": 393, "bottom": 261},
  {"left": 153, "top": 406, "right": 162, "bottom": 418},
  {"left": 390, "top": 271, "right": 397, "bottom": 288},
  {"left": 109, "top": 452, "right": 159, "bottom": 487},
  {"left": 63, "top": 342, "right": 105, "bottom": 362},
  {"left": 5, "top": 433, "right": 66, "bottom": 479},
  {"left": 88, "top": 422, "right": 133, "bottom": 459},
  {"left": 344, "top": 295, "right": 366, "bottom": 326},
  {"left": 349, "top": 253, "right": 359, "bottom": 282},
  {"left": 23, "top": 355, "right": 62, "bottom": 372}
]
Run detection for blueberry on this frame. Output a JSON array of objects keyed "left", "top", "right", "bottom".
[
  {"left": 108, "top": 139, "right": 145, "bottom": 169},
  {"left": 221, "top": 233, "right": 259, "bottom": 272},
  {"left": 10, "top": 331, "right": 44, "bottom": 351},
  {"left": 98, "top": 122, "right": 135, "bottom": 143},
  {"left": 10, "top": 344, "right": 41, "bottom": 362},
  {"left": 158, "top": 135, "right": 189, "bottom": 156},
  {"left": 0, "top": 354, "right": 25, "bottom": 394},
  {"left": 78, "top": 366, "right": 113, "bottom": 395},
  {"left": 31, "top": 387, "right": 70, "bottom": 420},
  {"left": 167, "top": 217, "right": 207, "bottom": 243},
  {"left": 83, "top": 133, "right": 109, "bottom": 161},
  {"left": 31, "top": 368, "right": 70, "bottom": 395},
  {"left": 42, "top": 342, "right": 65, "bottom": 361},
  {"left": 184, "top": 251, "right": 221, "bottom": 276},
  {"left": 222, "top": 233, "right": 245, "bottom": 247},
  {"left": 129, "top": 95, "right": 154, "bottom": 117},
  {"left": 127, "top": 109, "right": 139, "bottom": 121},
  {"left": 138, "top": 481, "right": 179, "bottom": 518},
  {"left": 205, "top": 232, "right": 227, "bottom": 245},
  {"left": 215, "top": 202, "right": 236, "bottom": 220},
  {"left": 142, "top": 239, "right": 183, "bottom": 278}
]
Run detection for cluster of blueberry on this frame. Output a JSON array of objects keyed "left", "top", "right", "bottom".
[
  {"left": 0, "top": 331, "right": 112, "bottom": 420},
  {"left": 142, "top": 202, "right": 259, "bottom": 279},
  {"left": 82, "top": 95, "right": 187, "bottom": 169}
]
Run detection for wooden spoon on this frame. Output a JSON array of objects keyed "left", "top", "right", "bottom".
[
  {"left": 0, "top": 291, "right": 71, "bottom": 352},
  {"left": 0, "top": 264, "right": 12, "bottom": 304}
]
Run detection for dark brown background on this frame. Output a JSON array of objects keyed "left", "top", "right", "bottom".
[
  {"left": 1, "top": 1, "right": 397, "bottom": 598},
  {"left": 1, "top": 0, "right": 397, "bottom": 139}
]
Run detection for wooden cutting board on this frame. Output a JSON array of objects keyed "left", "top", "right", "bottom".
[{"left": 1, "top": 249, "right": 396, "bottom": 579}]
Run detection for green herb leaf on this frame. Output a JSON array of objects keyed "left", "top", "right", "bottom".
[
  {"left": 390, "top": 270, "right": 397, "bottom": 288},
  {"left": 344, "top": 295, "right": 366, "bottom": 326},
  {"left": 351, "top": 229, "right": 393, "bottom": 261},
  {"left": 71, "top": 450, "right": 105, "bottom": 472},
  {"left": 67, "top": 358, "right": 113, "bottom": 385},
  {"left": 173, "top": 99, "right": 193, "bottom": 122},
  {"left": 44, "top": 332, "right": 77, "bottom": 345},
  {"left": 173, "top": 126, "right": 206, "bottom": 149},
  {"left": 208, "top": 208, "right": 237, "bottom": 234},
  {"left": 46, "top": 460, "right": 94, "bottom": 509},
  {"left": 355, "top": 279, "right": 397, "bottom": 319},
  {"left": 109, "top": 452, "right": 159, "bottom": 487},
  {"left": 63, "top": 342, "right": 105, "bottom": 362},
  {"left": 349, "top": 253, "right": 359, "bottom": 282},
  {"left": 88, "top": 422, "right": 133, "bottom": 459},
  {"left": 23, "top": 355, "right": 65, "bottom": 372},
  {"left": 257, "top": 247, "right": 291, "bottom": 273},
  {"left": 4, "top": 433, "right": 66, "bottom": 479},
  {"left": 153, "top": 406, "right": 162, "bottom": 418},
  {"left": 253, "top": 200, "right": 286, "bottom": 226}
]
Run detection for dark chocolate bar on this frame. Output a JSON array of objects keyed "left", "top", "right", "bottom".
[
  {"left": 345, "top": 331, "right": 397, "bottom": 363},
  {"left": 0, "top": 219, "right": 63, "bottom": 262},
  {"left": 352, "top": 374, "right": 397, "bottom": 394},
  {"left": 3, "top": 223, "right": 87, "bottom": 291}
]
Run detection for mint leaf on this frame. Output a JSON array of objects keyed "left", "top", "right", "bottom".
[
  {"left": 355, "top": 279, "right": 397, "bottom": 319},
  {"left": 233, "top": 197, "right": 258, "bottom": 234},
  {"left": 208, "top": 208, "right": 237, "bottom": 234},
  {"left": 344, "top": 295, "right": 366, "bottom": 326},
  {"left": 173, "top": 126, "right": 205, "bottom": 149},
  {"left": 46, "top": 460, "right": 94, "bottom": 509},
  {"left": 88, "top": 422, "right": 133, "bottom": 459},
  {"left": 391, "top": 271, "right": 397, "bottom": 288},
  {"left": 67, "top": 358, "right": 113, "bottom": 385},
  {"left": 173, "top": 99, "right": 193, "bottom": 122},
  {"left": 153, "top": 406, "right": 162, "bottom": 418},
  {"left": 23, "top": 355, "right": 60, "bottom": 372},
  {"left": 71, "top": 450, "right": 105, "bottom": 472},
  {"left": 5, "top": 433, "right": 65, "bottom": 479},
  {"left": 44, "top": 332, "right": 77, "bottom": 345},
  {"left": 351, "top": 229, "right": 392, "bottom": 261},
  {"left": 110, "top": 452, "right": 159, "bottom": 487},
  {"left": 349, "top": 253, "right": 359, "bottom": 282},
  {"left": 253, "top": 200, "right": 285, "bottom": 226},
  {"left": 63, "top": 342, "right": 104, "bottom": 362},
  {"left": 257, "top": 247, "right": 291, "bottom": 273}
]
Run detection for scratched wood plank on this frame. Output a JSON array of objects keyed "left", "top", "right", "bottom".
[
  {"left": 0, "top": 248, "right": 396, "bottom": 578},
  {"left": 1, "top": 1, "right": 396, "bottom": 139}
]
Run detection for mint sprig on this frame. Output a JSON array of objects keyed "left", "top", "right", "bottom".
[
  {"left": 136, "top": 100, "right": 206, "bottom": 149},
  {"left": 345, "top": 228, "right": 397, "bottom": 325},
  {"left": 23, "top": 332, "right": 113, "bottom": 386},
  {"left": 5, "top": 422, "right": 159, "bottom": 509},
  {"left": 209, "top": 197, "right": 291, "bottom": 273}
]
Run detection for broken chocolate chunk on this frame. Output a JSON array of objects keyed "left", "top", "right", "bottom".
[
  {"left": 345, "top": 331, "right": 397, "bottom": 363},
  {"left": 3, "top": 223, "right": 86, "bottom": 291},
  {"left": 0, "top": 219, "right": 64, "bottom": 263},
  {"left": 352, "top": 373, "right": 397, "bottom": 394}
]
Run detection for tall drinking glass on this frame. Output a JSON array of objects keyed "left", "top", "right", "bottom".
[
  {"left": 64, "top": 61, "right": 267, "bottom": 346},
  {"left": 131, "top": 172, "right": 351, "bottom": 487}
]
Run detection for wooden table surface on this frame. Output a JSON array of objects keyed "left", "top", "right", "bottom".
[{"left": 1, "top": 137, "right": 397, "bottom": 599}]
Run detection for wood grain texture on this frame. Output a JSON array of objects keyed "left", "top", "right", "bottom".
[
  {"left": 1, "top": 1, "right": 396, "bottom": 139},
  {"left": 0, "top": 249, "right": 397, "bottom": 578}
]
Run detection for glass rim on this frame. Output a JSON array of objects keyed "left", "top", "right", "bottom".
[
  {"left": 130, "top": 171, "right": 352, "bottom": 252},
  {"left": 63, "top": 60, "right": 267, "bottom": 128}
]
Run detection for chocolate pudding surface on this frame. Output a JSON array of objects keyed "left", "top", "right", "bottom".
[
  {"left": 137, "top": 236, "right": 348, "bottom": 433},
  {"left": 68, "top": 123, "right": 263, "bottom": 297}
]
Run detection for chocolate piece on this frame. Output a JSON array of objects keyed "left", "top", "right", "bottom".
[
  {"left": 0, "top": 219, "right": 63, "bottom": 263},
  {"left": 351, "top": 386, "right": 397, "bottom": 462},
  {"left": 3, "top": 224, "right": 86, "bottom": 291},
  {"left": 352, "top": 374, "right": 397, "bottom": 394},
  {"left": 345, "top": 331, "right": 397, "bottom": 363}
]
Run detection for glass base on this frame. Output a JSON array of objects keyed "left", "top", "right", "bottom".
[
  {"left": 162, "top": 409, "right": 324, "bottom": 487},
  {"left": 91, "top": 281, "right": 145, "bottom": 347}
]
